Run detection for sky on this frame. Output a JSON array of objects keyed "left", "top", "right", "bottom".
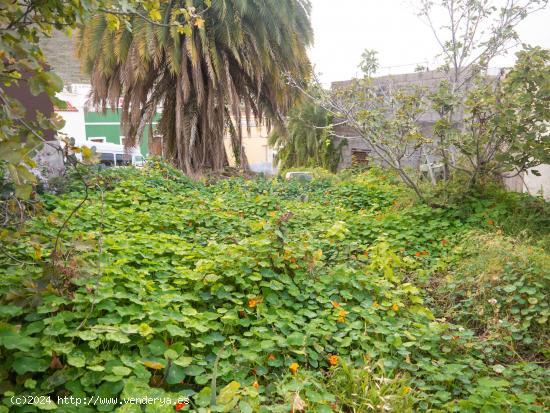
[{"left": 308, "top": 0, "right": 550, "bottom": 84}]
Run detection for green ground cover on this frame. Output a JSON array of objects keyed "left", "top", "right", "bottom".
[{"left": 0, "top": 162, "right": 548, "bottom": 412}]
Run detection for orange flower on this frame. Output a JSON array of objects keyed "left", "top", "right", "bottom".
[
  {"left": 331, "top": 301, "right": 340, "bottom": 308},
  {"left": 392, "top": 303, "right": 399, "bottom": 311},
  {"left": 268, "top": 353, "right": 276, "bottom": 361},
  {"left": 441, "top": 239, "right": 448, "bottom": 246},
  {"left": 415, "top": 251, "right": 422, "bottom": 257},
  {"left": 248, "top": 298, "right": 258, "bottom": 308},
  {"left": 487, "top": 219, "right": 494, "bottom": 225},
  {"left": 337, "top": 309, "right": 349, "bottom": 323},
  {"left": 252, "top": 381, "right": 259, "bottom": 390},
  {"left": 328, "top": 355, "right": 338, "bottom": 366},
  {"left": 289, "top": 362, "right": 299, "bottom": 374},
  {"left": 363, "top": 250, "right": 369, "bottom": 257}
]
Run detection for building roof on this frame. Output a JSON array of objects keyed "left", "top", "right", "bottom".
[{"left": 54, "top": 101, "right": 79, "bottom": 112}]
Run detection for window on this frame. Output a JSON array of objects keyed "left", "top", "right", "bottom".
[
  {"left": 133, "top": 156, "right": 144, "bottom": 167},
  {"left": 88, "top": 137, "right": 106, "bottom": 143},
  {"left": 351, "top": 149, "right": 370, "bottom": 165}
]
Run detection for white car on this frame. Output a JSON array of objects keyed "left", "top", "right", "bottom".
[{"left": 87, "top": 142, "right": 145, "bottom": 167}]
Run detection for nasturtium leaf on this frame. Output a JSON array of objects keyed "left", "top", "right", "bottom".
[
  {"left": 148, "top": 339, "right": 167, "bottom": 356},
  {"left": 287, "top": 332, "right": 306, "bottom": 346},
  {"left": 24, "top": 378, "right": 37, "bottom": 389},
  {"left": 67, "top": 354, "right": 86, "bottom": 368},
  {"left": 217, "top": 381, "right": 241, "bottom": 405},
  {"left": 12, "top": 356, "right": 49, "bottom": 374},
  {"left": 0, "top": 333, "right": 37, "bottom": 351},
  {"left": 184, "top": 365, "right": 205, "bottom": 376},
  {"left": 166, "top": 364, "right": 186, "bottom": 385},
  {"left": 164, "top": 349, "right": 179, "bottom": 360},
  {"left": 142, "top": 361, "right": 165, "bottom": 370},
  {"left": 0, "top": 305, "right": 23, "bottom": 318},
  {"left": 166, "top": 324, "right": 187, "bottom": 337},
  {"left": 76, "top": 330, "right": 98, "bottom": 341},
  {"left": 174, "top": 356, "right": 193, "bottom": 367},
  {"left": 105, "top": 331, "right": 130, "bottom": 343},
  {"left": 138, "top": 323, "right": 154, "bottom": 336},
  {"left": 112, "top": 366, "right": 132, "bottom": 376}
]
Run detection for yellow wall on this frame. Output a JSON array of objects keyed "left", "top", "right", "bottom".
[{"left": 224, "top": 123, "right": 276, "bottom": 173}]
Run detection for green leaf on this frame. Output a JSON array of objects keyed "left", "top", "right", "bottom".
[
  {"left": 12, "top": 356, "right": 49, "bottom": 374},
  {"left": 217, "top": 381, "right": 241, "bottom": 405},
  {"left": 286, "top": 332, "right": 306, "bottom": 347},
  {"left": 112, "top": 366, "right": 132, "bottom": 376},
  {"left": 106, "top": 331, "right": 130, "bottom": 343},
  {"left": 67, "top": 354, "right": 86, "bottom": 368},
  {"left": 174, "top": 356, "right": 193, "bottom": 367},
  {"left": 184, "top": 365, "right": 205, "bottom": 376},
  {"left": 166, "top": 364, "right": 186, "bottom": 385},
  {"left": 76, "top": 330, "right": 98, "bottom": 341},
  {"left": 164, "top": 349, "right": 179, "bottom": 360}
]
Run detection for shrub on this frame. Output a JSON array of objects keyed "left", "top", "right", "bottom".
[{"left": 432, "top": 231, "right": 550, "bottom": 360}]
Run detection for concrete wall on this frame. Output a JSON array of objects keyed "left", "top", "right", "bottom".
[
  {"left": 32, "top": 141, "right": 65, "bottom": 181},
  {"left": 224, "top": 123, "right": 276, "bottom": 174},
  {"left": 524, "top": 165, "right": 550, "bottom": 200},
  {"left": 40, "top": 31, "right": 88, "bottom": 86}
]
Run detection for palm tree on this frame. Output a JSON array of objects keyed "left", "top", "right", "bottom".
[
  {"left": 269, "top": 98, "right": 342, "bottom": 172},
  {"left": 77, "top": 0, "right": 312, "bottom": 175}
]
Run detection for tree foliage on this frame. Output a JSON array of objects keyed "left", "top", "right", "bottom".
[
  {"left": 430, "top": 47, "right": 550, "bottom": 187},
  {"left": 268, "top": 97, "right": 342, "bottom": 172},
  {"left": 78, "top": 0, "right": 313, "bottom": 175},
  {"left": 290, "top": 70, "right": 430, "bottom": 201},
  {"left": 419, "top": 0, "right": 549, "bottom": 180},
  {"left": 0, "top": 0, "right": 90, "bottom": 199}
]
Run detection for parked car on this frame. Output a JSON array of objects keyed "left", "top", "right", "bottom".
[{"left": 87, "top": 142, "right": 145, "bottom": 167}]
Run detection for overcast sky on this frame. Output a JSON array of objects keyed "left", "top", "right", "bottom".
[{"left": 308, "top": 0, "right": 550, "bottom": 84}]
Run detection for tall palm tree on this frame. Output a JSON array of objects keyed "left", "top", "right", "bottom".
[{"left": 77, "top": 0, "right": 312, "bottom": 175}]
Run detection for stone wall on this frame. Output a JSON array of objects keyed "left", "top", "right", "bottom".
[
  {"left": 32, "top": 141, "right": 65, "bottom": 182},
  {"left": 40, "top": 31, "right": 89, "bottom": 86}
]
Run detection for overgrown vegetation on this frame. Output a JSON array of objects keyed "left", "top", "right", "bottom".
[
  {"left": 0, "top": 162, "right": 548, "bottom": 412},
  {"left": 269, "top": 93, "right": 343, "bottom": 172}
]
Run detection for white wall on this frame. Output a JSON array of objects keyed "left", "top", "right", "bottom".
[
  {"left": 523, "top": 165, "right": 550, "bottom": 200},
  {"left": 56, "top": 90, "right": 87, "bottom": 146}
]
